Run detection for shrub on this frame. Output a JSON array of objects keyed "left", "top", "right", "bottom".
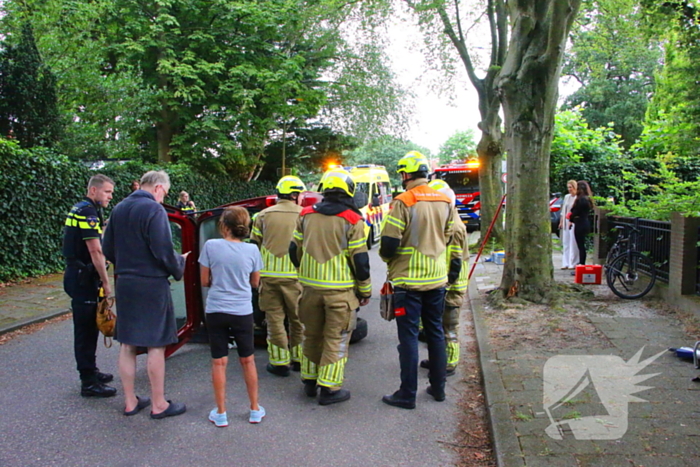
[{"left": 0, "top": 140, "right": 275, "bottom": 282}]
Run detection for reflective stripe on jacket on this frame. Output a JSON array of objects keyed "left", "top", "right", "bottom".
[
  {"left": 250, "top": 199, "right": 302, "bottom": 280},
  {"left": 380, "top": 179, "right": 454, "bottom": 291},
  {"left": 446, "top": 212, "right": 469, "bottom": 307},
  {"left": 291, "top": 204, "right": 371, "bottom": 296}
]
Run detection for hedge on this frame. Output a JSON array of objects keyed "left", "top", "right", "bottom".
[{"left": 0, "top": 139, "right": 274, "bottom": 282}]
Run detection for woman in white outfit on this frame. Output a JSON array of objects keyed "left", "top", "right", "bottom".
[{"left": 559, "top": 180, "right": 579, "bottom": 269}]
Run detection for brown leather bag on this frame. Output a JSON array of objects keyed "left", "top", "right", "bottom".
[{"left": 96, "top": 297, "right": 116, "bottom": 347}]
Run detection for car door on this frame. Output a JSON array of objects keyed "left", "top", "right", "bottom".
[{"left": 164, "top": 207, "right": 202, "bottom": 358}]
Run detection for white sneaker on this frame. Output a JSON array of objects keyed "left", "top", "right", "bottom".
[
  {"left": 249, "top": 405, "right": 266, "bottom": 424},
  {"left": 209, "top": 408, "right": 228, "bottom": 427}
]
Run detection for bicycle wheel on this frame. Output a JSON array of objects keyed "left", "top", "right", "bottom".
[{"left": 606, "top": 251, "right": 657, "bottom": 299}]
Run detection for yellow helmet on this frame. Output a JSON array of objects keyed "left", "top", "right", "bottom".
[
  {"left": 276, "top": 176, "right": 306, "bottom": 195},
  {"left": 397, "top": 151, "right": 430, "bottom": 174},
  {"left": 428, "top": 179, "right": 450, "bottom": 191},
  {"left": 428, "top": 179, "right": 456, "bottom": 207},
  {"left": 321, "top": 169, "right": 355, "bottom": 197}
]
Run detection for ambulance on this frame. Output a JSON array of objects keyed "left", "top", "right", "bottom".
[{"left": 347, "top": 164, "right": 393, "bottom": 247}]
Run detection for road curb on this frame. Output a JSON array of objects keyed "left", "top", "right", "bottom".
[
  {"left": 0, "top": 309, "right": 71, "bottom": 336},
  {"left": 469, "top": 283, "right": 525, "bottom": 467}
]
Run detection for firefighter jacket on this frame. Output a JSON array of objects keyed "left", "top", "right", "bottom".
[
  {"left": 380, "top": 178, "right": 456, "bottom": 291},
  {"left": 289, "top": 198, "right": 371, "bottom": 298},
  {"left": 445, "top": 209, "right": 469, "bottom": 307},
  {"left": 250, "top": 199, "right": 302, "bottom": 283}
]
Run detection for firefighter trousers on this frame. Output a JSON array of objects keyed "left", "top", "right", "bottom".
[
  {"left": 443, "top": 305, "right": 460, "bottom": 370},
  {"left": 259, "top": 278, "right": 303, "bottom": 366},
  {"left": 298, "top": 287, "right": 358, "bottom": 388}
]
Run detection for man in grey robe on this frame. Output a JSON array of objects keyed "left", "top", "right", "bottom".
[{"left": 103, "top": 170, "right": 189, "bottom": 419}]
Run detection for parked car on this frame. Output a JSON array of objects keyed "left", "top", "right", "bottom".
[
  {"left": 162, "top": 191, "right": 368, "bottom": 358},
  {"left": 550, "top": 192, "right": 562, "bottom": 237}
]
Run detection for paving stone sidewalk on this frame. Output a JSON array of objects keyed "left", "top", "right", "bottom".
[
  {"left": 470, "top": 251, "right": 700, "bottom": 467},
  {"left": 0, "top": 274, "right": 70, "bottom": 334}
]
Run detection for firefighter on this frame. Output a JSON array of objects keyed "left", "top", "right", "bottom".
[
  {"left": 289, "top": 169, "right": 371, "bottom": 405},
  {"left": 63, "top": 174, "right": 117, "bottom": 398},
  {"left": 250, "top": 176, "right": 307, "bottom": 377},
  {"left": 380, "top": 151, "right": 459, "bottom": 409},
  {"left": 418, "top": 179, "right": 469, "bottom": 377}
]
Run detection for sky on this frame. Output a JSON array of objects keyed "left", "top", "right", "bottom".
[
  {"left": 385, "top": 10, "right": 482, "bottom": 155},
  {"left": 385, "top": 7, "right": 579, "bottom": 156}
]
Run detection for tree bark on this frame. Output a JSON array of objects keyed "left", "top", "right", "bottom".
[
  {"left": 497, "top": 0, "right": 582, "bottom": 302},
  {"left": 156, "top": 114, "right": 174, "bottom": 163},
  {"left": 476, "top": 117, "right": 504, "bottom": 244},
  {"left": 433, "top": 0, "right": 507, "bottom": 245}
]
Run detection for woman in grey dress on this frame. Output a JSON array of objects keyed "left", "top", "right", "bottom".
[{"left": 103, "top": 170, "right": 188, "bottom": 419}]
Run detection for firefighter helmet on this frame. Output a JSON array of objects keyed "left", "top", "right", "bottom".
[
  {"left": 428, "top": 179, "right": 456, "bottom": 207},
  {"left": 321, "top": 169, "right": 355, "bottom": 197},
  {"left": 397, "top": 151, "right": 430, "bottom": 174},
  {"left": 276, "top": 176, "right": 306, "bottom": 195}
]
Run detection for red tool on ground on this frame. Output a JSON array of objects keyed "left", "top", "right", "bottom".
[{"left": 468, "top": 193, "right": 507, "bottom": 281}]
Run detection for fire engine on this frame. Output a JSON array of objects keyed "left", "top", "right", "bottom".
[{"left": 432, "top": 161, "right": 481, "bottom": 231}]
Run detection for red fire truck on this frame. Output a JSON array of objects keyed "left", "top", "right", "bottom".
[{"left": 432, "top": 161, "right": 481, "bottom": 231}]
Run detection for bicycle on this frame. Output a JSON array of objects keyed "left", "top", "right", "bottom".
[{"left": 604, "top": 224, "right": 657, "bottom": 299}]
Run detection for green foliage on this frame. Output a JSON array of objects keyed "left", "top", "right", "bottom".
[
  {"left": 259, "top": 126, "right": 358, "bottom": 183},
  {"left": 549, "top": 108, "right": 625, "bottom": 191},
  {"left": 563, "top": 0, "right": 661, "bottom": 148},
  {"left": 0, "top": 138, "right": 274, "bottom": 282},
  {"left": 0, "top": 139, "right": 87, "bottom": 281},
  {"left": 606, "top": 159, "right": 700, "bottom": 221},
  {"left": 100, "top": 161, "right": 275, "bottom": 212},
  {"left": 1, "top": 0, "right": 409, "bottom": 176},
  {"left": 345, "top": 136, "right": 432, "bottom": 187},
  {"left": 437, "top": 130, "right": 477, "bottom": 164},
  {"left": 636, "top": 3, "right": 700, "bottom": 158},
  {"left": 634, "top": 38, "right": 700, "bottom": 158},
  {"left": 0, "top": 22, "right": 63, "bottom": 148}
]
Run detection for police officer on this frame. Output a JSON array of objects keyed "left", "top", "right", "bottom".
[
  {"left": 289, "top": 169, "right": 371, "bottom": 405},
  {"left": 250, "top": 176, "right": 306, "bottom": 377},
  {"left": 63, "top": 174, "right": 117, "bottom": 397},
  {"left": 419, "top": 179, "right": 469, "bottom": 377},
  {"left": 380, "top": 151, "right": 459, "bottom": 409},
  {"left": 175, "top": 191, "right": 196, "bottom": 213}
]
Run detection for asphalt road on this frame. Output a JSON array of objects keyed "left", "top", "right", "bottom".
[{"left": 0, "top": 248, "right": 460, "bottom": 467}]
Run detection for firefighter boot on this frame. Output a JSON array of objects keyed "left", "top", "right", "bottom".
[
  {"left": 319, "top": 386, "right": 351, "bottom": 406},
  {"left": 303, "top": 379, "right": 318, "bottom": 397}
]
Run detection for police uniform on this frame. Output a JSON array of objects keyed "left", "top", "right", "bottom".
[
  {"left": 176, "top": 201, "right": 195, "bottom": 213},
  {"left": 289, "top": 170, "right": 371, "bottom": 405},
  {"left": 63, "top": 197, "right": 111, "bottom": 390},
  {"left": 251, "top": 198, "right": 304, "bottom": 374}
]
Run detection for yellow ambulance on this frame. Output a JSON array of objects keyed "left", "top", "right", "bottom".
[{"left": 348, "top": 164, "right": 393, "bottom": 248}]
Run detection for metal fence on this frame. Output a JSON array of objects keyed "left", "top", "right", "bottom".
[{"left": 606, "top": 216, "right": 671, "bottom": 284}]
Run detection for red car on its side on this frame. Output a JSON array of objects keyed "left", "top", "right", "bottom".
[{"left": 162, "top": 192, "right": 368, "bottom": 358}]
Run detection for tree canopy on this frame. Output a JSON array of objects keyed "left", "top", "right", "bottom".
[
  {"left": 437, "top": 130, "right": 477, "bottom": 164},
  {"left": 0, "top": 22, "right": 63, "bottom": 148},
  {"left": 562, "top": 0, "right": 662, "bottom": 148},
  {"left": 0, "top": 0, "right": 408, "bottom": 179}
]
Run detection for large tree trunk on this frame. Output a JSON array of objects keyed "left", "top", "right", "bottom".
[
  {"left": 433, "top": 1, "right": 508, "bottom": 245},
  {"left": 476, "top": 99, "right": 504, "bottom": 244},
  {"left": 156, "top": 121, "right": 173, "bottom": 162},
  {"left": 497, "top": 0, "right": 582, "bottom": 302},
  {"left": 156, "top": 118, "right": 173, "bottom": 163}
]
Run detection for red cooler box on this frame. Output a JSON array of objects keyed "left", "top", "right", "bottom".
[{"left": 574, "top": 264, "right": 602, "bottom": 284}]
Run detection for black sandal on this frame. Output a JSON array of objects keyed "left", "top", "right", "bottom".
[
  {"left": 123, "top": 396, "right": 151, "bottom": 416},
  {"left": 150, "top": 400, "right": 187, "bottom": 419}
]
